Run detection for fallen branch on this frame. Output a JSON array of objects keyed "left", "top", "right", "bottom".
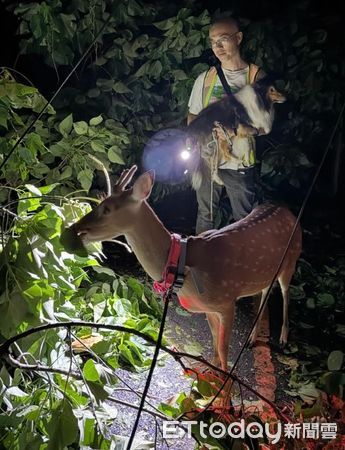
[
  {"left": 0, "top": 320, "right": 287, "bottom": 421},
  {"left": 6, "top": 353, "right": 82, "bottom": 379}
]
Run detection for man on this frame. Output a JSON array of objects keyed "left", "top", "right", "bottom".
[{"left": 188, "top": 16, "right": 264, "bottom": 234}]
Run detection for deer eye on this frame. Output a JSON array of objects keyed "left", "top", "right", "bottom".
[{"left": 103, "top": 205, "right": 111, "bottom": 215}]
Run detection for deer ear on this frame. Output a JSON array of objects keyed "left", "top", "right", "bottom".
[{"left": 132, "top": 170, "right": 154, "bottom": 200}]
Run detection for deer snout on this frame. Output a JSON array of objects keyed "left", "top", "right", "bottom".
[
  {"left": 60, "top": 225, "right": 88, "bottom": 256},
  {"left": 70, "top": 224, "right": 92, "bottom": 242}
]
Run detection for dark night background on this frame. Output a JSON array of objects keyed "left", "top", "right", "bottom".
[
  {"left": 1, "top": 0, "right": 344, "bottom": 271},
  {"left": 0, "top": 2, "right": 345, "bottom": 447}
]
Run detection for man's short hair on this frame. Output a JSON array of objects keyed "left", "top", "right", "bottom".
[{"left": 210, "top": 15, "right": 240, "bottom": 32}]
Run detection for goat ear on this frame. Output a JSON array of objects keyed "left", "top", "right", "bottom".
[{"left": 132, "top": 170, "right": 154, "bottom": 200}]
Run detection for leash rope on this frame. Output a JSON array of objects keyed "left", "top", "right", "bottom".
[
  {"left": 0, "top": 16, "right": 111, "bottom": 174},
  {"left": 126, "top": 289, "right": 172, "bottom": 450},
  {"left": 209, "top": 132, "right": 218, "bottom": 223},
  {"left": 208, "top": 123, "right": 233, "bottom": 224}
]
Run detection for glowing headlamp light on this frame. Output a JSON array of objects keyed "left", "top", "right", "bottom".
[
  {"left": 180, "top": 148, "right": 191, "bottom": 160},
  {"left": 180, "top": 138, "right": 194, "bottom": 160}
]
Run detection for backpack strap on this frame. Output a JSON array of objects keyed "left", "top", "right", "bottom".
[
  {"left": 248, "top": 63, "right": 261, "bottom": 84},
  {"left": 215, "top": 64, "right": 233, "bottom": 97},
  {"left": 202, "top": 67, "right": 217, "bottom": 108},
  {"left": 202, "top": 64, "right": 262, "bottom": 108}
]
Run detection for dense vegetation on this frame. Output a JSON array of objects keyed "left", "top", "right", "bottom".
[{"left": 0, "top": 0, "right": 344, "bottom": 448}]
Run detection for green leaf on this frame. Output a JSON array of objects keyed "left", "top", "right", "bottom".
[
  {"left": 85, "top": 381, "right": 109, "bottom": 402},
  {"left": 6, "top": 386, "right": 28, "bottom": 397},
  {"left": 118, "top": 343, "right": 136, "bottom": 367},
  {"left": 96, "top": 79, "right": 114, "bottom": 92},
  {"left": 73, "top": 121, "right": 88, "bottom": 135},
  {"left": 113, "top": 81, "right": 132, "bottom": 94},
  {"left": 83, "top": 359, "right": 100, "bottom": 382},
  {"left": 154, "top": 18, "right": 175, "bottom": 31},
  {"left": 89, "top": 115, "right": 103, "bottom": 126},
  {"left": 46, "top": 400, "right": 78, "bottom": 450},
  {"left": 90, "top": 141, "right": 105, "bottom": 153},
  {"left": 322, "top": 372, "right": 345, "bottom": 395},
  {"left": 77, "top": 169, "right": 93, "bottom": 191},
  {"left": 108, "top": 146, "right": 125, "bottom": 164},
  {"left": 327, "top": 351, "right": 344, "bottom": 371},
  {"left": 58, "top": 114, "right": 73, "bottom": 137},
  {"left": 87, "top": 88, "right": 101, "bottom": 98},
  {"left": 316, "top": 293, "right": 335, "bottom": 307},
  {"left": 39, "top": 183, "right": 60, "bottom": 194},
  {"left": 150, "top": 60, "right": 162, "bottom": 78},
  {"left": 336, "top": 324, "right": 345, "bottom": 338},
  {"left": 306, "top": 298, "right": 315, "bottom": 309},
  {"left": 16, "top": 405, "right": 40, "bottom": 421},
  {"left": 60, "top": 166, "right": 72, "bottom": 180},
  {"left": 92, "top": 266, "right": 116, "bottom": 277},
  {"left": 23, "top": 284, "right": 42, "bottom": 299},
  {"left": 26, "top": 132, "right": 44, "bottom": 153},
  {"left": 25, "top": 184, "right": 42, "bottom": 196},
  {"left": 298, "top": 383, "right": 320, "bottom": 403},
  {"left": 81, "top": 418, "right": 97, "bottom": 446},
  {"left": 197, "top": 379, "right": 214, "bottom": 397},
  {"left": 134, "top": 61, "right": 151, "bottom": 78},
  {"left": 293, "top": 36, "right": 308, "bottom": 47},
  {"left": 18, "top": 146, "right": 36, "bottom": 164}
]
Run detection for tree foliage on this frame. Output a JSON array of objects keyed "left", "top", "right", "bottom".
[
  {"left": 1, "top": 0, "right": 345, "bottom": 447},
  {"left": 6, "top": 0, "right": 345, "bottom": 196},
  {"left": 0, "top": 69, "right": 163, "bottom": 448}
]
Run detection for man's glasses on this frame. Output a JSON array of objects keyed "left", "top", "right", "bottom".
[{"left": 209, "top": 31, "right": 239, "bottom": 48}]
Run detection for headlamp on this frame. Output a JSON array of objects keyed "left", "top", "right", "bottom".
[
  {"left": 142, "top": 129, "right": 200, "bottom": 184},
  {"left": 180, "top": 137, "right": 195, "bottom": 160}
]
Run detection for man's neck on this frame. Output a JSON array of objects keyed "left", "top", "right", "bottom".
[{"left": 221, "top": 56, "right": 247, "bottom": 71}]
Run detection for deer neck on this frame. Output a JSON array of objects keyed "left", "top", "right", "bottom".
[{"left": 124, "top": 201, "right": 172, "bottom": 281}]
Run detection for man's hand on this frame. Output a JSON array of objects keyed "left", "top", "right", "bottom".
[
  {"left": 236, "top": 123, "right": 259, "bottom": 137},
  {"left": 212, "top": 124, "right": 236, "bottom": 142},
  {"left": 212, "top": 123, "right": 262, "bottom": 141}
]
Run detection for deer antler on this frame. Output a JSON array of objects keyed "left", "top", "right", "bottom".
[
  {"left": 114, "top": 165, "right": 137, "bottom": 193},
  {"left": 87, "top": 154, "right": 111, "bottom": 198}
]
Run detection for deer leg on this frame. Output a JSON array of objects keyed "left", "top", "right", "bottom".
[
  {"left": 217, "top": 304, "right": 235, "bottom": 371},
  {"left": 249, "top": 287, "right": 270, "bottom": 346},
  {"left": 278, "top": 268, "right": 294, "bottom": 345},
  {"left": 206, "top": 312, "right": 221, "bottom": 367},
  {"left": 279, "top": 287, "right": 289, "bottom": 345}
]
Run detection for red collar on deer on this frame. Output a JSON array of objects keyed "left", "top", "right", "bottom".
[{"left": 153, "top": 233, "right": 187, "bottom": 295}]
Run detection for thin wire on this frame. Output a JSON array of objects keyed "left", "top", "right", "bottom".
[
  {"left": 0, "top": 15, "right": 111, "bottom": 174},
  {"left": 126, "top": 291, "right": 172, "bottom": 450},
  {"left": 197, "top": 99, "right": 345, "bottom": 417},
  {"left": 0, "top": 66, "right": 35, "bottom": 86}
]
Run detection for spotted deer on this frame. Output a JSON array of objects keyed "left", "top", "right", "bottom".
[{"left": 65, "top": 166, "right": 302, "bottom": 371}]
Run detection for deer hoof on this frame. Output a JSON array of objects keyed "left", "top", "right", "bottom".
[
  {"left": 279, "top": 327, "right": 289, "bottom": 347},
  {"left": 211, "top": 356, "right": 221, "bottom": 368},
  {"left": 248, "top": 329, "right": 258, "bottom": 347}
]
